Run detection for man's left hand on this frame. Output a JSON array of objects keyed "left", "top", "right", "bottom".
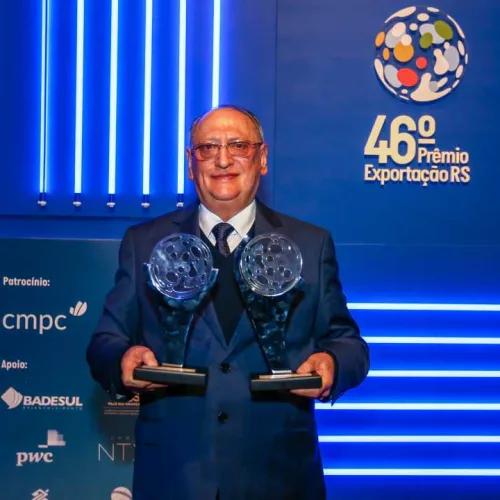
[{"left": 290, "top": 352, "right": 335, "bottom": 400}]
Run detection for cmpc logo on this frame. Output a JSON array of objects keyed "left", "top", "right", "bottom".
[
  {"left": 69, "top": 300, "right": 87, "bottom": 316},
  {"left": 1, "top": 387, "right": 83, "bottom": 411},
  {"left": 1, "top": 300, "right": 88, "bottom": 335},
  {"left": 374, "top": 6, "right": 468, "bottom": 102},
  {"left": 16, "top": 430, "right": 66, "bottom": 467}
]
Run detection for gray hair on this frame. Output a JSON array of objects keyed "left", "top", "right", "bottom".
[{"left": 189, "top": 105, "right": 265, "bottom": 146}]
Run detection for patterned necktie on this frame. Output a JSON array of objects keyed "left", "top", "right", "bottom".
[{"left": 212, "top": 222, "right": 234, "bottom": 257}]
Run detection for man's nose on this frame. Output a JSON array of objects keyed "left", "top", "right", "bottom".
[{"left": 215, "top": 145, "right": 234, "bottom": 169}]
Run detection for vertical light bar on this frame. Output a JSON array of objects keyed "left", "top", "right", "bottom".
[
  {"left": 38, "top": 0, "right": 50, "bottom": 206},
  {"left": 176, "top": 0, "right": 186, "bottom": 206},
  {"left": 141, "top": 0, "right": 153, "bottom": 208},
  {"left": 211, "top": 0, "right": 221, "bottom": 107},
  {"left": 73, "top": 0, "right": 85, "bottom": 206},
  {"left": 107, "top": 0, "right": 119, "bottom": 207}
]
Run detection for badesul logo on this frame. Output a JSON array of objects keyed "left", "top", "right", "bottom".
[
  {"left": 1, "top": 300, "right": 87, "bottom": 334},
  {"left": 1, "top": 387, "right": 83, "bottom": 411}
]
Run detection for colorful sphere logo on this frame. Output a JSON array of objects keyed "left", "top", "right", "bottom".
[{"left": 374, "top": 6, "right": 468, "bottom": 103}]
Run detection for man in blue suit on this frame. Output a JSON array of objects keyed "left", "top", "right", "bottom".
[{"left": 87, "top": 106, "right": 369, "bottom": 499}]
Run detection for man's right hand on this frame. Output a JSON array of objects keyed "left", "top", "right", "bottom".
[{"left": 121, "top": 346, "right": 166, "bottom": 393}]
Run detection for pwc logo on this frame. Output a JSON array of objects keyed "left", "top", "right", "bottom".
[
  {"left": 16, "top": 430, "right": 66, "bottom": 467},
  {"left": 1, "top": 301, "right": 87, "bottom": 335}
]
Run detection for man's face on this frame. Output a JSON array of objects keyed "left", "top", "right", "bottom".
[{"left": 187, "top": 108, "right": 268, "bottom": 218}]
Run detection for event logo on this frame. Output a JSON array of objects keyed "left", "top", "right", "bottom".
[
  {"left": 374, "top": 6, "right": 468, "bottom": 103},
  {"left": 1, "top": 300, "right": 88, "bottom": 334},
  {"left": 363, "top": 114, "right": 470, "bottom": 187},
  {"left": 32, "top": 490, "right": 49, "bottom": 500},
  {"left": 98, "top": 436, "right": 135, "bottom": 463},
  {"left": 111, "top": 487, "right": 132, "bottom": 500},
  {"left": 16, "top": 430, "right": 66, "bottom": 467},
  {"left": 1, "top": 387, "right": 83, "bottom": 411},
  {"left": 364, "top": 7, "right": 471, "bottom": 188}
]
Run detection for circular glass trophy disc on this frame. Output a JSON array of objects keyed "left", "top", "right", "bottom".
[
  {"left": 239, "top": 233, "right": 303, "bottom": 297},
  {"left": 148, "top": 233, "right": 214, "bottom": 299}
]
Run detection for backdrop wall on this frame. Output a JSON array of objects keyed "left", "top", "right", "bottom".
[{"left": 1, "top": 1, "right": 499, "bottom": 499}]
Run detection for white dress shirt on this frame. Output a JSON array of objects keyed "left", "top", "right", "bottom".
[{"left": 198, "top": 201, "right": 256, "bottom": 253}]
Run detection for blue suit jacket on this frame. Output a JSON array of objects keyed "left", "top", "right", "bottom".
[{"left": 87, "top": 201, "right": 369, "bottom": 500}]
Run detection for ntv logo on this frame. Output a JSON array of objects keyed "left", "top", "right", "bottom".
[
  {"left": 1, "top": 300, "right": 87, "bottom": 334},
  {"left": 99, "top": 437, "right": 135, "bottom": 463},
  {"left": 1, "top": 387, "right": 83, "bottom": 411}
]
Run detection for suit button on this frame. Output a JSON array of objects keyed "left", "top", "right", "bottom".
[
  {"left": 220, "top": 363, "right": 230, "bottom": 373},
  {"left": 217, "top": 411, "right": 228, "bottom": 424}
]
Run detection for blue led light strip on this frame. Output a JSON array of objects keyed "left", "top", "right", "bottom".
[
  {"left": 107, "top": 0, "right": 119, "bottom": 208},
  {"left": 368, "top": 370, "right": 500, "bottom": 378},
  {"left": 38, "top": 0, "right": 50, "bottom": 206},
  {"left": 73, "top": 0, "right": 85, "bottom": 207},
  {"left": 176, "top": 0, "right": 186, "bottom": 206},
  {"left": 319, "top": 435, "right": 500, "bottom": 443},
  {"left": 365, "top": 337, "right": 500, "bottom": 345},
  {"left": 323, "top": 469, "right": 500, "bottom": 476},
  {"left": 141, "top": 0, "right": 153, "bottom": 208},
  {"left": 212, "top": 0, "right": 220, "bottom": 107},
  {"left": 348, "top": 303, "right": 500, "bottom": 312},
  {"left": 315, "top": 403, "right": 500, "bottom": 410}
]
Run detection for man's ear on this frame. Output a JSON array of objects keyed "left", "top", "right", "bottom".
[
  {"left": 186, "top": 148, "right": 194, "bottom": 180},
  {"left": 260, "top": 144, "right": 269, "bottom": 176}
]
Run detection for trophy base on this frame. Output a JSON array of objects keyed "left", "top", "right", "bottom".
[
  {"left": 134, "top": 364, "right": 207, "bottom": 386},
  {"left": 250, "top": 371, "right": 322, "bottom": 391}
]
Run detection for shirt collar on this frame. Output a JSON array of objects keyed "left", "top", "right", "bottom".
[{"left": 198, "top": 201, "right": 256, "bottom": 239}]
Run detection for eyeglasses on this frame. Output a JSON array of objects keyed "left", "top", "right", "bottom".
[{"left": 191, "top": 141, "right": 262, "bottom": 161}]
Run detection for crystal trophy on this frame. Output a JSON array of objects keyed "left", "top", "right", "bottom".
[
  {"left": 236, "top": 233, "right": 322, "bottom": 391},
  {"left": 133, "top": 233, "right": 217, "bottom": 386}
]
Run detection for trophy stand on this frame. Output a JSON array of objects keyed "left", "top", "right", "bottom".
[
  {"left": 133, "top": 233, "right": 217, "bottom": 386},
  {"left": 236, "top": 233, "right": 322, "bottom": 392},
  {"left": 134, "top": 300, "right": 208, "bottom": 385}
]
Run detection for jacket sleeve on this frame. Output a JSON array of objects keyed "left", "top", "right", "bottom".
[
  {"left": 86, "top": 228, "right": 139, "bottom": 401},
  {"left": 313, "top": 232, "right": 370, "bottom": 403}
]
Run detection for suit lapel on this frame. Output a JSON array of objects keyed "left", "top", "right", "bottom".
[
  {"left": 174, "top": 203, "right": 200, "bottom": 237},
  {"left": 254, "top": 200, "right": 283, "bottom": 236},
  {"left": 173, "top": 204, "right": 227, "bottom": 349},
  {"left": 225, "top": 201, "right": 284, "bottom": 357}
]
